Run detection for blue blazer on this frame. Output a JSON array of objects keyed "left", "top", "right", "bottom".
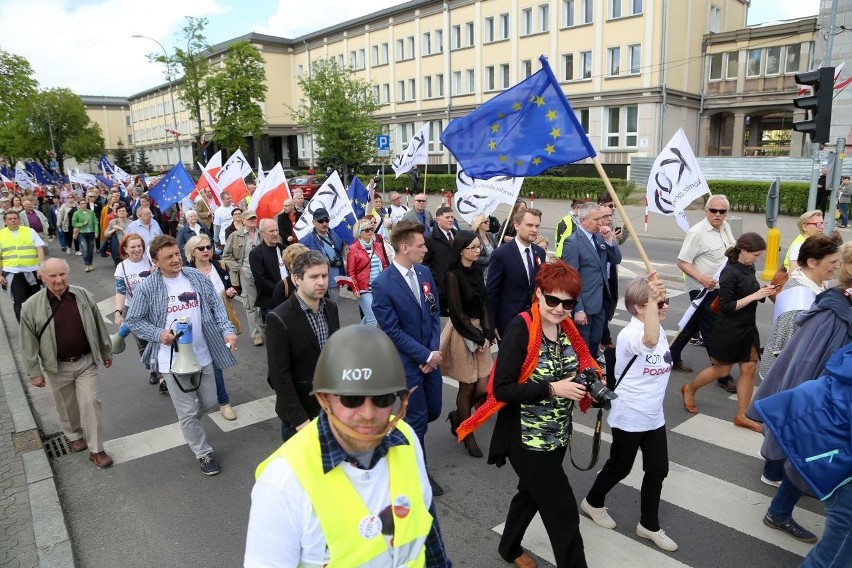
[
  {"left": 486, "top": 240, "right": 547, "bottom": 336},
  {"left": 561, "top": 230, "right": 622, "bottom": 315},
  {"left": 372, "top": 264, "right": 442, "bottom": 379}
]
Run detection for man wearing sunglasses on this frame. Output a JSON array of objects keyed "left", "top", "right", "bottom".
[
  {"left": 669, "top": 195, "right": 737, "bottom": 392},
  {"left": 299, "top": 207, "right": 348, "bottom": 303},
  {"left": 246, "top": 325, "right": 452, "bottom": 567},
  {"left": 402, "top": 193, "right": 433, "bottom": 237}
]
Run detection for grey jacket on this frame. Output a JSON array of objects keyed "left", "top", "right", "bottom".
[
  {"left": 222, "top": 227, "right": 261, "bottom": 287},
  {"left": 125, "top": 267, "right": 237, "bottom": 372},
  {"left": 19, "top": 209, "right": 49, "bottom": 239},
  {"left": 19, "top": 286, "right": 112, "bottom": 378}
]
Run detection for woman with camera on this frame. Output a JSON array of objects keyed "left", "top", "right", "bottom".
[
  {"left": 681, "top": 232, "right": 775, "bottom": 433},
  {"left": 581, "top": 274, "right": 678, "bottom": 551},
  {"left": 475, "top": 260, "right": 601, "bottom": 567}
]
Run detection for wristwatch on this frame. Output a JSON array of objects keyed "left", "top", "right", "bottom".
[{"left": 114, "top": 310, "right": 122, "bottom": 315}]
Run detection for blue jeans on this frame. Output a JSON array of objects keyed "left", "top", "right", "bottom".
[
  {"left": 358, "top": 291, "right": 377, "bottom": 326},
  {"left": 767, "top": 476, "right": 804, "bottom": 521},
  {"left": 800, "top": 482, "right": 852, "bottom": 567},
  {"left": 57, "top": 229, "right": 67, "bottom": 250},
  {"left": 839, "top": 202, "right": 849, "bottom": 226},
  {"left": 213, "top": 365, "right": 229, "bottom": 406},
  {"left": 764, "top": 459, "right": 785, "bottom": 482},
  {"left": 79, "top": 232, "right": 95, "bottom": 265}
]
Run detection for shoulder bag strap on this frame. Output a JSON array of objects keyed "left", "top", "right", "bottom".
[
  {"left": 36, "top": 296, "right": 62, "bottom": 342},
  {"left": 121, "top": 262, "right": 132, "bottom": 299}
]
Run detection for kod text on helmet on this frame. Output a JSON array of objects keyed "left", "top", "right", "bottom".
[{"left": 342, "top": 368, "right": 373, "bottom": 381}]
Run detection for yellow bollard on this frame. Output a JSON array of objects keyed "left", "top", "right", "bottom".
[{"left": 761, "top": 227, "right": 781, "bottom": 281}]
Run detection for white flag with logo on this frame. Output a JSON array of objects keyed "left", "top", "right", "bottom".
[
  {"left": 391, "top": 122, "right": 430, "bottom": 178},
  {"left": 453, "top": 169, "right": 524, "bottom": 226},
  {"left": 14, "top": 165, "right": 35, "bottom": 190},
  {"left": 646, "top": 128, "right": 710, "bottom": 232},
  {"left": 112, "top": 164, "right": 132, "bottom": 182},
  {"left": 293, "top": 171, "right": 357, "bottom": 241}
]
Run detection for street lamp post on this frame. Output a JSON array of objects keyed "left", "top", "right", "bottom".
[{"left": 132, "top": 34, "right": 182, "bottom": 166}]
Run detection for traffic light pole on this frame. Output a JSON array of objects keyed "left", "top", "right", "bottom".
[
  {"left": 825, "top": 137, "right": 845, "bottom": 233},
  {"left": 807, "top": 142, "right": 820, "bottom": 211}
]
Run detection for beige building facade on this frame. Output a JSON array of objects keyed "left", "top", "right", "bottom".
[{"left": 76, "top": 96, "right": 133, "bottom": 172}]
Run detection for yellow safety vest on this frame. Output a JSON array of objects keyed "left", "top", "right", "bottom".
[
  {"left": 0, "top": 228, "right": 39, "bottom": 268},
  {"left": 784, "top": 233, "right": 806, "bottom": 269},
  {"left": 255, "top": 419, "right": 432, "bottom": 567},
  {"left": 554, "top": 214, "right": 576, "bottom": 258}
]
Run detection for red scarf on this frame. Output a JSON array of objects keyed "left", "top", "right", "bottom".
[{"left": 456, "top": 302, "right": 601, "bottom": 442}]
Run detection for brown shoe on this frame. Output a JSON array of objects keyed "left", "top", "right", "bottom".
[
  {"left": 512, "top": 553, "right": 537, "bottom": 568},
  {"left": 672, "top": 361, "right": 693, "bottom": 373},
  {"left": 69, "top": 438, "right": 88, "bottom": 452},
  {"left": 89, "top": 451, "right": 114, "bottom": 468},
  {"left": 253, "top": 337, "right": 264, "bottom": 346}
]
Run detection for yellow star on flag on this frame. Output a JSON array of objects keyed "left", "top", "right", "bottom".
[
  {"left": 545, "top": 144, "right": 556, "bottom": 155},
  {"left": 497, "top": 112, "right": 506, "bottom": 119},
  {"left": 512, "top": 102, "right": 522, "bottom": 111},
  {"left": 498, "top": 154, "right": 508, "bottom": 162},
  {"left": 546, "top": 109, "right": 558, "bottom": 121},
  {"left": 515, "top": 159, "right": 524, "bottom": 167},
  {"left": 534, "top": 96, "right": 545, "bottom": 107},
  {"left": 488, "top": 140, "right": 497, "bottom": 150},
  {"left": 491, "top": 123, "right": 500, "bottom": 133},
  {"left": 550, "top": 127, "right": 561, "bottom": 139},
  {"left": 532, "top": 157, "right": 542, "bottom": 166}
]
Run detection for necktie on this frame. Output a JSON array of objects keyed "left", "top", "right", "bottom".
[
  {"left": 406, "top": 269, "right": 420, "bottom": 305},
  {"left": 447, "top": 231, "right": 454, "bottom": 243},
  {"left": 592, "top": 233, "right": 602, "bottom": 250},
  {"left": 525, "top": 248, "right": 534, "bottom": 283}
]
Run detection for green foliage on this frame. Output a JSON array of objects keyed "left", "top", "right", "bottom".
[
  {"left": 0, "top": 49, "right": 39, "bottom": 160},
  {"left": 706, "top": 180, "right": 809, "bottom": 216},
  {"left": 136, "top": 148, "right": 151, "bottom": 174},
  {"left": 293, "top": 59, "right": 382, "bottom": 185},
  {"left": 207, "top": 40, "right": 267, "bottom": 151},
  {"left": 113, "top": 140, "right": 132, "bottom": 172}
]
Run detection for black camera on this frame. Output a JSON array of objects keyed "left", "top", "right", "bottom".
[
  {"left": 330, "top": 257, "right": 344, "bottom": 269},
  {"left": 572, "top": 368, "right": 618, "bottom": 409}
]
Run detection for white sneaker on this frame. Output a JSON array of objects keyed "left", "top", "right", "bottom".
[
  {"left": 219, "top": 404, "right": 237, "bottom": 421},
  {"left": 581, "top": 498, "right": 616, "bottom": 529},
  {"left": 75, "top": 251, "right": 82, "bottom": 256},
  {"left": 761, "top": 475, "right": 782, "bottom": 488},
  {"left": 636, "top": 523, "right": 678, "bottom": 551}
]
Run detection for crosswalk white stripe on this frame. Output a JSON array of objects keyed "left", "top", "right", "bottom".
[
  {"left": 208, "top": 395, "right": 276, "bottom": 432},
  {"left": 671, "top": 415, "right": 763, "bottom": 459},
  {"left": 103, "top": 422, "right": 188, "bottom": 465}
]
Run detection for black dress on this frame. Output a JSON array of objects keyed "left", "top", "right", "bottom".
[{"left": 711, "top": 261, "right": 763, "bottom": 363}]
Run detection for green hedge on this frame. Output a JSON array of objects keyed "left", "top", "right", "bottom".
[{"left": 707, "top": 180, "right": 809, "bottom": 216}]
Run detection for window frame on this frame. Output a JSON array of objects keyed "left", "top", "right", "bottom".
[
  {"left": 627, "top": 44, "right": 641, "bottom": 75},
  {"left": 521, "top": 7, "right": 533, "bottom": 36},
  {"left": 561, "top": 53, "right": 574, "bottom": 81},
  {"left": 500, "top": 63, "right": 510, "bottom": 88},
  {"left": 485, "top": 65, "right": 496, "bottom": 91},
  {"left": 607, "top": 46, "right": 621, "bottom": 77},
  {"left": 563, "top": 0, "right": 575, "bottom": 28},
  {"left": 484, "top": 16, "right": 495, "bottom": 43},
  {"left": 580, "top": 50, "right": 592, "bottom": 79},
  {"left": 539, "top": 3, "right": 550, "bottom": 32}
]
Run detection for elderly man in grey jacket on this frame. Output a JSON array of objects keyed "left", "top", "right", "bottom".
[{"left": 126, "top": 235, "right": 238, "bottom": 476}]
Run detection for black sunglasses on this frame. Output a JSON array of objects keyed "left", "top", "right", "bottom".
[
  {"left": 316, "top": 218, "right": 330, "bottom": 223},
  {"left": 195, "top": 245, "right": 212, "bottom": 251},
  {"left": 337, "top": 393, "right": 397, "bottom": 409},
  {"left": 657, "top": 298, "right": 670, "bottom": 309},
  {"left": 543, "top": 293, "right": 578, "bottom": 310},
  {"left": 707, "top": 208, "right": 728, "bottom": 215}
]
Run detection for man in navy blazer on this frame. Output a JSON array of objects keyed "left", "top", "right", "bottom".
[
  {"left": 486, "top": 208, "right": 547, "bottom": 337},
  {"left": 561, "top": 202, "right": 622, "bottom": 358},
  {"left": 372, "top": 220, "right": 445, "bottom": 494}
]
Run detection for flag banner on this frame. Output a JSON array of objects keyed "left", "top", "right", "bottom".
[
  {"left": 191, "top": 150, "right": 222, "bottom": 199},
  {"left": 452, "top": 169, "right": 524, "bottom": 226},
  {"left": 293, "top": 171, "right": 358, "bottom": 244},
  {"left": 148, "top": 163, "right": 195, "bottom": 209},
  {"left": 71, "top": 169, "right": 99, "bottom": 188},
  {"left": 1, "top": 173, "right": 14, "bottom": 191},
  {"left": 676, "top": 259, "right": 728, "bottom": 330},
  {"left": 26, "top": 161, "right": 49, "bottom": 184},
  {"left": 95, "top": 174, "right": 114, "bottom": 188},
  {"left": 257, "top": 157, "right": 265, "bottom": 185},
  {"left": 391, "top": 123, "right": 430, "bottom": 178},
  {"left": 217, "top": 149, "right": 251, "bottom": 202},
  {"left": 113, "top": 164, "right": 132, "bottom": 182},
  {"left": 646, "top": 128, "right": 711, "bottom": 232},
  {"left": 249, "top": 162, "right": 291, "bottom": 220},
  {"left": 15, "top": 165, "right": 35, "bottom": 190},
  {"left": 98, "top": 155, "right": 114, "bottom": 175},
  {"left": 347, "top": 176, "right": 370, "bottom": 219},
  {"left": 441, "top": 55, "right": 595, "bottom": 179}
]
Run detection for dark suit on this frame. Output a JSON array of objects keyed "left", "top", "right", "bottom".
[
  {"left": 276, "top": 210, "right": 301, "bottom": 248},
  {"left": 248, "top": 241, "right": 286, "bottom": 314},
  {"left": 372, "top": 263, "right": 442, "bottom": 447},
  {"left": 266, "top": 294, "right": 340, "bottom": 440},
  {"left": 561, "top": 228, "right": 622, "bottom": 357},
  {"left": 486, "top": 239, "right": 547, "bottom": 336},
  {"left": 423, "top": 228, "right": 455, "bottom": 317}
]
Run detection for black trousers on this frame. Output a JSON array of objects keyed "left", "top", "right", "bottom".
[
  {"left": 6, "top": 272, "right": 42, "bottom": 322},
  {"left": 586, "top": 425, "right": 669, "bottom": 532},
  {"left": 670, "top": 289, "right": 718, "bottom": 364},
  {"left": 499, "top": 444, "right": 587, "bottom": 568}
]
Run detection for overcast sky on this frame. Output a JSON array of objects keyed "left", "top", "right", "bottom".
[{"left": 0, "top": 0, "right": 821, "bottom": 97}]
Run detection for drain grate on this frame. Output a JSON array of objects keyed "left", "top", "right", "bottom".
[{"left": 44, "top": 434, "right": 71, "bottom": 459}]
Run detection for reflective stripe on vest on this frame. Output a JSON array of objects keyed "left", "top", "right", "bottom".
[
  {"left": 554, "top": 214, "right": 575, "bottom": 258},
  {"left": 255, "top": 419, "right": 431, "bottom": 567},
  {"left": 0, "top": 228, "right": 38, "bottom": 267},
  {"left": 784, "top": 233, "right": 806, "bottom": 269}
]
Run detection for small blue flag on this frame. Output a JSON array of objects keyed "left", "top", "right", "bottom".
[
  {"left": 148, "top": 163, "right": 195, "bottom": 209},
  {"left": 95, "top": 174, "right": 114, "bottom": 188},
  {"left": 332, "top": 211, "right": 359, "bottom": 245},
  {"left": 441, "top": 55, "right": 595, "bottom": 179},
  {"left": 347, "top": 176, "right": 370, "bottom": 219},
  {"left": 98, "top": 155, "right": 114, "bottom": 174}
]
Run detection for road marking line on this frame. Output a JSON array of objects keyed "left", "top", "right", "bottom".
[
  {"left": 671, "top": 414, "right": 763, "bottom": 458},
  {"left": 103, "top": 423, "right": 188, "bottom": 465},
  {"left": 209, "top": 396, "right": 276, "bottom": 432}
]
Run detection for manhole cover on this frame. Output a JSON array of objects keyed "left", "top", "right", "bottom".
[
  {"left": 44, "top": 434, "right": 71, "bottom": 459},
  {"left": 12, "top": 429, "right": 42, "bottom": 453}
]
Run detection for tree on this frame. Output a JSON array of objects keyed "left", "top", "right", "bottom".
[
  {"left": 154, "top": 16, "right": 211, "bottom": 164},
  {"left": 206, "top": 40, "right": 267, "bottom": 151},
  {"left": 136, "top": 148, "right": 151, "bottom": 173},
  {"left": 113, "top": 139, "right": 132, "bottom": 171},
  {"left": 0, "top": 49, "right": 39, "bottom": 160},
  {"left": 292, "top": 59, "right": 381, "bottom": 185}
]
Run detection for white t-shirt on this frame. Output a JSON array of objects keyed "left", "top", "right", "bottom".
[
  {"left": 244, "top": 427, "right": 431, "bottom": 568},
  {"left": 0, "top": 228, "right": 45, "bottom": 273},
  {"left": 389, "top": 204, "right": 408, "bottom": 224},
  {"left": 157, "top": 273, "right": 213, "bottom": 372},
  {"left": 202, "top": 266, "right": 226, "bottom": 296},
  {"left": 213, "top": 204, "right": 235, "bottom": 238},
  {"left": 114, "top": 258, "right": 153, "bottom": 306},
  {"left": 607, "top": 317, "right": 671, "bottom": 432}
]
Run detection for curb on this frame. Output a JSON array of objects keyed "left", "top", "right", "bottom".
[{"left": 0, "top": 298, "right": 76, "bottom": 568}]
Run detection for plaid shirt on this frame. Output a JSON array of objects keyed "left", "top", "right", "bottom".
[
  {"left": 315, "top": 412, "right": 452, "bottom": 567},
  {"left": 294, "top": 293, "right": 330, "bottom": 350}
]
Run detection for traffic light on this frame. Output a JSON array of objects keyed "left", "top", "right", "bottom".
[{"left": 793, "top": 66, "right": 834, "bottom": 144}]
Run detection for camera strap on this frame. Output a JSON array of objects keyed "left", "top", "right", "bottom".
[{"left": 568, "top": 354, "right": 637, "bottom": 471}]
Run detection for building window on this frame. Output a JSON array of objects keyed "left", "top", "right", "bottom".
[
  {"left": 408, "top": 79, "right": 416, "bottom": 99},
  {"left": 562, "top": 53, "right": 574, "bottom": 80},
  {"left": 521, "top": 59, "right": 533, "bottom": 79},
  {"left": 709, "top": 5, "right": 721, "bottom": 33},
  {"left": 500, "top": 63, "right": 510, "bottom": 88},
  {"left": 423, "top": 32, "right": 431, "bottom": 55},
  {"left": 350, "top": 51, "right": 357, "bottom": 68},
  {"left": 396, "top": 39, "right": 405, "bottom": 62},
  {"left": 629, "top": 0, "right": 642, "bottom": 15},
  {"left": 581, "top": 50, "right": 592, "bottom": 79},
  {"left": 297, "top": 64, "right": 304, "bottom": 78},
  {"left": 607, "top": 47, "right": 620, "bottom": 76},
  {"left": 785, "top": 44, "right": 801, "bottom": 74},
  {"left": 499, "top": 13, "right": 510, "bottom": 39},
  {"left": 429, "top": 120, "right": 445, "bottom": 152},
  {"left": 485, "top": 17, "right": 495, "bottom": 42},
  {"left": 765, "top": 46, "right": 781, "bottom": 75},
  {"left": 607, "top": 107, "right": 620, "bottom": 147},
  {"left": 725, "top": 51, "right": 738, "bottom": 79},
  {"left": 434, "top": 29, "right": 443, "bottom": 53},
  {"left": 521, "top": 8, "right": 533, "bottom": 35},
  {"left": 397, "top": 80, "right": 405, "bottom": 101},
  {"left": 465, "top": 21, "right": 474, "bottom": 46},
  {"left": 382, "top": 83, "right": 390, "bottom": 103},
  {"left": 424, "top": 76, "right": 432, "bottom": 98},
  {"left": 466, "top": 69, "right": 475, "bottom": 93},
  {"left": 747, "top": 49, "right": 762, "bottom": 77},
  {"left": 358, "top": 49, "right": 365, "bottom": 69},
  {"left": 605, "top": 104, "right": 638, "bottom": 148},
  {"left": 563, "top": 0, "right": 575, "bottom": 27},
  {"left": 381, "top": 43, "right": 389, "bottom": 64},
  {"left": 453, "top": 71, "right": 462, "bottom": 95},
  {"left": 371, "top": 46, "right": 379, "bottom": 66},
  {"left": 337, "top": 54, "right": 344, "bottom": 67},
  {"left": 578, "top": 108, "right": 589, "bottom": 133},
  {"left": 708, "top": 53, "right": 723, "bottom": 80},
  {"left": 539, "top": 4, "right": 549, "bottom": 32},
  {"left": 609, "top": 0, "right": 621, "bottom": 19},
  {"left": 581, "top": 0, "right": 593, "bottom": 24},
  {"left": 372, "top": 85, "right": 380, "bottom": 102},
  {"left": 128, "top": 134, "right": 133, "bottom": 144},
  {"left": 436, "top": 73, "right": 444, "bottom": 97},
  {"left": 628, "top": 44, "right": 641, "bottom": 75},
  {"left": 407, "top": 36, "right": 415, "bottom": 59},
  {"left": 485, "top": 65, "right": 495, "bottom": 91},
  {"left": 451, "top": 25, "right": 461, "bottom": 50}
]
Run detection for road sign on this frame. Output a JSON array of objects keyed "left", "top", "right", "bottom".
[
  {"left": 376, "top": 149, "right": 390, "bottom": 157},
  {"left": 376, "top": 135, "right": 390, "bottom": 150}
]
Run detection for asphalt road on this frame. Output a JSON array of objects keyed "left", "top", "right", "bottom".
[{"left": 15, "top": 242, "right": 823, "bottom": 568}]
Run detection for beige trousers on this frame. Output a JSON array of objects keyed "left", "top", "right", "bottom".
[{"left": 43, "top": 353, "right": 104, "bottom": 452}]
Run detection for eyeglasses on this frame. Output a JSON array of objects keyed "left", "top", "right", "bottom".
[
  {"left": 361, "top": 227, "right": 374, "bottom": 233},
  {"left": 805, "top": 221, "right": 825, "bottom": 227},
  {"left": 543, "top": 293, "right": 579, "bottom": 310},
  {"left": 316, "top": 218, "right": 330, "bottom": 224},
  {"left": 464, "top": 244, "right": 481, "bottom": 251},
  {"left": 657, "top": 298, "right": 670, "bottom": 309},
  {"left": 414, "top": 199, "right": 427, "bottom": 203},
  {"left": 195, "top": 245, "right": 212, "bottom": 251},
  {"left": 707, "top": 208, "right": 728, "bottom": 215},
  {"left": 336, "top": 393, "right": 397, "bottom": 409}
]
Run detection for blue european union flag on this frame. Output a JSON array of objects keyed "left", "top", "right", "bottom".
[
  {"left": 95, "top": 174, "right": 114, "bottom": 188},
  {"left": 347, "top": 176, "right": 370, "bottom": 219},
  {"left": 148, "top": 163, "right": 195, "bottom": 209},
  {"left": 441, "top": 56, "right": 595, "bottom": 179},
  {"left": 332, "top": 211, "right": 358, "bottom": 245},
  {"left": 98, "top": 155, "right": 114, "bottom": 174}
]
